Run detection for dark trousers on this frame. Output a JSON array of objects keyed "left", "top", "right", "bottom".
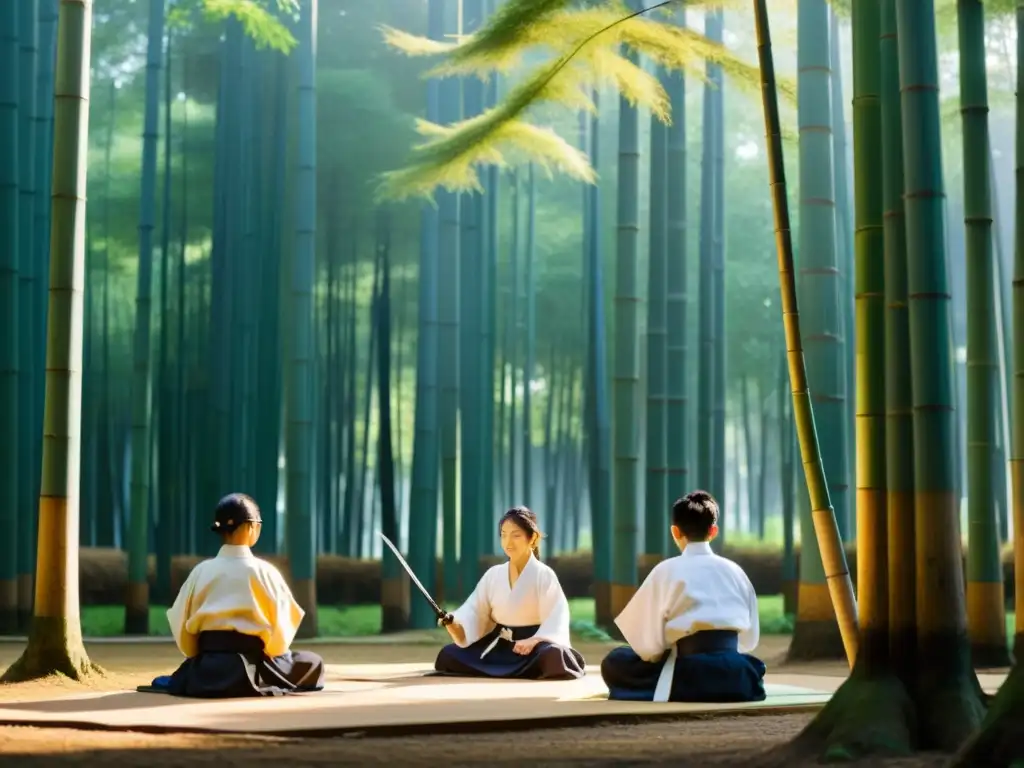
[
  {"left": 601, "top": 630, "right": 766, "bottom": 703},
  {"left": 166, "top": 630, "right": 326, "bottom": 698},
  {"left": 434, "top": 624, "right": 586, "bottom": 680}
]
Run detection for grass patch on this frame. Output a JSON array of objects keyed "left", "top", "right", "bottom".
[{"left": 78, "top": 596, "right": 805, "bottom": 640}]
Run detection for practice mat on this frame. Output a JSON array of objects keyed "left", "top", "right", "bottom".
[{"left": 0, "top": 666, "right": 1007, "bottom": 737}]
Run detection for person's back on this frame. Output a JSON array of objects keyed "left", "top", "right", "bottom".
[
  {"left": 601, "top": 490, "right": 765, "bottom": 703},
  {"left": 155, "top": 493, "right": 326, "bottom": 698},
  {"left": 169, "top": 545, "right": 303, "bottom": 659}
]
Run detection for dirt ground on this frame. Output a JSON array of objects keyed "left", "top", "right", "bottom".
[{"left": 0, "top": 637, "right": 949, "bottom": 767}]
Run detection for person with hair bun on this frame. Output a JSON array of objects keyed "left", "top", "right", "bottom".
[
  {"left": 434, "top": 506, "right": 586, "bottom": 680},
  {"left": 154, "top": 493, "right": 326, "bottom": 698},
  {"left": 600, "top": 490, "right": 766, "bottom": 703}
]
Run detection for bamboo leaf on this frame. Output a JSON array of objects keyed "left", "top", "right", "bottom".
[{"left": 379, "top": 0, "right": 791, "bottom": 200}]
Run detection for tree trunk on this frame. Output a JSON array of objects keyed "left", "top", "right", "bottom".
[
  {"left": 286, "top": 0, "right": 318, "bottom": 637},
  {"left": 664, "top": 9, "right": 688, "bottom": 558},
  {"left": 585, "top": 91, "right": 613, "bottom": 627},
  {"left": 787, "top": 0, "right": 849, "bottom": 662},
  {"left": 610, "top": 0, "right": 642, "bottom": 619},
  {"left": 0, "top": 0, "right": 21, "bottom": 635},
  {"left": 404, "top": 0, "right": 443, "bottom": 629},
  {"left": 437, "top": 0, "right": 460, "bottom": 602},
  {"left": 643, "top": 63, "right": 668, "bottom": 565},
  {"left": 126, "top": 0, "right": 165, "bottom": 635},
  {"left": 751, "top": 0, "right": 858, "bottom": 668},
  {"left": 1, "top": 0, "right": 100, "bottom": 682},
  {"left": 958, "top": 0, "right": 1010, "bottom": 668},
  {"left": 459, "top": 0, "right": 485, "bottom": 595},
  {"left": 949, "top": 0, "right": 1024, "bottom": 762}
]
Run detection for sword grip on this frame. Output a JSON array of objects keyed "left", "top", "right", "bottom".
[{"left": 438, "top": 612, "right": 455, "bottom": 627}]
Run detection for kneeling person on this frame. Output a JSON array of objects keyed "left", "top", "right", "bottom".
[
  {"left": 160, "top": 493, "right": 326, "bottom": 698},
  {"left": 434, "top": 506, "right": 586, "bottom": 680},
  {"left": 601, "top": 490, "right": 765, "bottom": 703}
]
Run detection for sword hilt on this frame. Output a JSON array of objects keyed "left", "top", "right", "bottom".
[{"left": 437, "top": 612, "right": 455, "bottom": 627}]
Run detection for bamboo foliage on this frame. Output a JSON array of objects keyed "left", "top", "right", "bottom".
[{"left": 375, "top": 0, "right": 776, "bottom": 201}]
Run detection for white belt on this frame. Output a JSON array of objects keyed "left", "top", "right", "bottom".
[
  {"left": 652, "top": 645, "right": 677, "bottom": 703},
  {"left": 480, "top": 627, "right": 513, "bottom": 659}
]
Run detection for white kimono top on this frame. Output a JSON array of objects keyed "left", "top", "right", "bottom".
[
  {"left": 166, "top": 545, "right": 305, "bottom": 659},
  {"left": 451, "top": 555, "right": 573, "bottom": 649},
  {"left": 614, "top": 540, "right": 760, "bottom": 701}
]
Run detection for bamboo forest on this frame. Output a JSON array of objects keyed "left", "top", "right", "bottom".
[{"left": 5, "top": 0, "right": 1024, "bottom": 764}]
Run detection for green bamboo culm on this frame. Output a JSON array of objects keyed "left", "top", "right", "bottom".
[
  {"left": 286, "top": 0, "right": 319, "bottom": 637},
  {"left": 458, "top": 0, "right": 485, "bottom": 597},
  {"left": 610, "top": 0, "right": 642, "bottom": 617},
  {"left": 787, "top": 0, "right": 850, "bottom": 662},
  {"left": 709, "top": 8, "right": 726, "bottom": 520},
  {"left": 830, "top": 6, "right": 856, "bottom": 544},
  {"left": 125, "top": 0, "right": 165, "bottom": 636},
  {"left": 949, "top": 2, "right": 1024, "bottom": 763},
  {"left": 17, "top": 0, "right": 39, "bottom": 628},
  {"left": 751, "top": 0, "right": 858, "bottom": 667},
  {"left": 405, "top": 0, "right": 443, "bottom": 629},
  {"left": 894, "top": 0, "right": 986, "bottom": 747},
  {"left": 644, "top": 60, "right": 668, "bottom": 563},
  {"left": 850, "top": 0, "right": 888, "bottom": 667},
  {"left": 0, "top": 0, "right": 21, "bottom": 634},
  {"left": 695, "top": 9, "right": 715, "bottom": 497},
  {"left": 879, "top": 0, "right": 915, "bottom": 671},
  {"left": 664, "top": 8, "right": 688, "bottom": 559},
  {"left": 437, "top": 0, "right": 461, "bottom": 604},
  {"left": 1, "top": 0, "right": 101, "bottom": 683},
  {"left": 957, "top": 0, "right": 1010, "bottom": 668}
]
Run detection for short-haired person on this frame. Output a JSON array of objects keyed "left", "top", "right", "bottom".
[
  {"left": 600, "top": 490, "right": 766, "bottom": 702},
  {"left": 159, "top": 493, "right": 326, "bottom": 698}
]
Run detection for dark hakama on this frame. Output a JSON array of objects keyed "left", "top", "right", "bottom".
[
  {"left": 149, "top": 630, "right": 326, "bottom": 698},
  {"left": 434, "top": 624, "right": 586, "bottom": 680},
  {"left": 601, "top": 629, "right": 766, "bottom": 703}
]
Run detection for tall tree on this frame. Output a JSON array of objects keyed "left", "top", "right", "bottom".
[
  {"left": 18, "top": 0, "right": 39, "bottom": 630},
  {"left": 585, "top": 92, "right": 613, "bottom": 627},
  {"left": 776, "top": 0, "right": 987, "bottom": 758},
  {"left": 950, "top": 0, "right": 1024, "bottom": 762},
  {"left": 287, "top": 0, "right": 318, "bottom": 637},
  {"left": 126, "top": 0, "right": 165, "bottom": 636},
  {"left": 664, "top": 9, "right": 688, "bottom": 556},
  {"left": 643, "top": 63, "right": 668, "bottom": 565},
  {"left": 1, "top": 0, "right": 101, "bottom": 682},
  {"left": 0, "top": 0, "right": 21, "bottom": 635},
  {"left": 787, "top": 0, "right": 849, "bottom": 661},
  {"left": 958, "top": 0, "right": 1009, "bottom": 668},
  {"left": 437, "top": 0, "right": 460, "bottom": 603},
  {"left": 404, "top": 0, "right": 444, "bottom": 630},
  {"left": 750, "top": 0, "right": 858, "bottom": 675},
  {"left": 610, "top": 0, "right": 642, "bottom": 619}
]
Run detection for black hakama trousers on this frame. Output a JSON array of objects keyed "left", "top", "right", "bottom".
[
  {"left": 156, "top": 630, "right": 326, "bottom": 698},
  {"left": 434, "top": 624, "right": 586, "bottom": 680},
  {"left": 601, "top": 629, "right": 766, "bottom": 703}
]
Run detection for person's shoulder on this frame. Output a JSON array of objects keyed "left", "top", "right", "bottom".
[
  {"left": 713, "top": 554, "right": 755, "bottom": 584},
  {"left": 252, "top": 555, "right": 287, "bottom": 578},
  {"left": 531, "top": 557, "right": 563, "bottom": 583},
  {"left": 532, "top": 557, "right": 557, "bottom": 575},
  {"left": 650, "top": 554, "right": 683, "bottom": 576}
]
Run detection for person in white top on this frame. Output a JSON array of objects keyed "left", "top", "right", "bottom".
[
  {"left": 152, "top": 493, "right": 326, "bottom": 698},
  {"left": 434, "top": 506, "right": 586, "bottom": 679},
  {"left": 600, "top": 490, "right": 766, "bottom": 703}
]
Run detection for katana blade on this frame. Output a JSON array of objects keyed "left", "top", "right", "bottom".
[{"left": 378, "top": 531, "right": 453, "bottom": 625}]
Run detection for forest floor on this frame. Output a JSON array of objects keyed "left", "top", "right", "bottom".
[{"left": 0, "top": 636, "right": 963, "bottom": 766}]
